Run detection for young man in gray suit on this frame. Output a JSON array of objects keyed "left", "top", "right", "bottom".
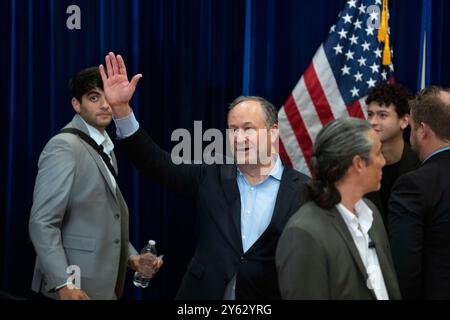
[
  {"left": 276, "top": 118, "right": 401, "bottom": 300},
  {"left": 29, "top": 67, "right": 161, "bottom": 300}
]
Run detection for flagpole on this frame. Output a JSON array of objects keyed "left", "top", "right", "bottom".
[
  {"left": 242, "top": 0, "right": 253, "bottom": 95},
  {"left": 425, "top": 0, "right": 432, "bottom": 87},
  {"left": 417, "top": 0, "right": 432, "bottom": 91}
]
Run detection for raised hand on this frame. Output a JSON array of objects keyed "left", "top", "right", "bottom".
[{"left": 99, "top": 52, "right": 142, "bottom": 118}]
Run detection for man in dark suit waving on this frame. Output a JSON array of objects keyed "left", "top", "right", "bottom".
[
  {"left": 389, "top": 86, "right": 450, "bottom": 299},
  {"left": 99, "top": 52, "right": 310, "bottom": 299}
]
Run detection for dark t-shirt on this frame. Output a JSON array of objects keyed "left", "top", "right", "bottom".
[
  {"left": 365, "top": 143, "right": 420, "bottom": 230},
  {"left": 379, "top": 161, "right": 401, "bottom": 218}
]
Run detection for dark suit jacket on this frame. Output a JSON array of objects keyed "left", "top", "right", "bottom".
[
  {"left": 116, "top": 128, "right": 310, "bottom": 299},
  {"left": 276, "top": 200, "right": 401, "bottom": 300},
  {"left": 365, "top": 143, "right": 419, "bottom": 228},
  {"left": 389, "top": 149, "right": 450, "bottom": 299}
]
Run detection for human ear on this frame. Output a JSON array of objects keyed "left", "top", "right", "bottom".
[
  {"left": 71, "top": 97, "right": 81, "bottom": 113},
  {"left": 400, "top": 114, "right": 409, "bottom": 130}
]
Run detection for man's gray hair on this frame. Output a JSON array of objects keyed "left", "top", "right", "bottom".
[
  {"left": 228, "top": 96, "right": 278, "bottom": 128},
  {"left": 308, "top": 117, "right": 373, "bottom": 209}
]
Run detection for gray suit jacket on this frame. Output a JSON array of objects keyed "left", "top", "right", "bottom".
[
  {"left": 29, "top": 114, "right": 137, "bottom": 300},
  {"left": 276, "top": 199, "right": 401, "bottom": 300}
]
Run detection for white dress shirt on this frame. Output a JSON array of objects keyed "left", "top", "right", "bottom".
[
  {"left": 336, "top": 200, "right": 389, "bottom": 300},
  {"left": 80, "top": 118, "right": 117, "bottom": 190}
]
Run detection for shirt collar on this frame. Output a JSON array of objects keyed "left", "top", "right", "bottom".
[
  {"left": 79, "top": 117, "right": 114, "bottom": 155},
  {"left": 422, "top": 146, "right": 450, "bottom": 164},
  {"left": 336, "top": 199, "right": 373, "bottom": 235},
  {"left": 269, "top": 154, "right": 283, "bottom": 181},
  {"left": 236, "top": 154, "right": 284, "bottom": 182}
]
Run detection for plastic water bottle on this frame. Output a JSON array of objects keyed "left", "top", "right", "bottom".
[{"left": 133, "top": 240, "right": 157, "bottom": 288}]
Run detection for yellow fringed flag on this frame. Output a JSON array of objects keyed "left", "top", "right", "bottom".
[{"left": 377, "top": 0, "right": 391, "bottom": 65}]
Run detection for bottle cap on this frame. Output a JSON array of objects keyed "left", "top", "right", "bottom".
[{"left": 148, "top": 240, "right": 156, "bottom": 246}]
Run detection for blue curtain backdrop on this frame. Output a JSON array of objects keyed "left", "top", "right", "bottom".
[{"left": 1, "top": 0, "right": 449, "bottom": 299}]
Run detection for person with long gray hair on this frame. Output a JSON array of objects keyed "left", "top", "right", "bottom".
[{"left": 276, "top": 117, "right": 401, "bottom": 300}]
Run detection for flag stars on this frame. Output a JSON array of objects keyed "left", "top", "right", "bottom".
[
  {"left": 369, "top": 10, "right": 379, "bottom": 22},
  {"left": 374, "top": 47, "right": 382, "bottom": 58},
  {"left": 341, "top": 64, "right": 351, "bottom": 76},
  {"left": 366, "top": 78, "right": 377, "bottom": 88},
  {"left": 280, "top": 0, "right": 396, "bottom": 170},
  {"left": 370, "top": 62, "right": 380, "bottom": 74},
  {"left": 375, "top": 0, "right": 382, "bottom": 5},
  {"left": 353, "top": 19, "right": 362, "bottom": 30},
  {"left": 349, "top": 34, "right": 359, "bottom": 45},
  {"left": 321, "top": 3, "right": 395, "bottom": 103},
  {"left": 365, "top": 26, "right": 375, "bottom": 36},
  {"left": 333, "top": 43, "right": 344, "bottom": 54},
  {"left": 350, "top": 86, "right": 360, "bottom": 97},
  {"left": 338, "top": 28, "right": 348, "bottom": 39},
  {"left": 343, "top": 13, "right": 353, "bottom": 24},
  {"left": 358, "top": 3, "right": 367, "bottom": 14},
  {"left": 358, "top": 56, "right": 367, "bottom": 66},
  {"left": 347, "top": 0, "right": 357, "bottom": 9},
  {"left": 354, "top": 71, "right": 363, "bottom": 82},
  {"left": 345, "top": 49, "right": 355, "bottom": 60},
  {"left": 361, "top": 41, "right": 371, "bottom": 51}
]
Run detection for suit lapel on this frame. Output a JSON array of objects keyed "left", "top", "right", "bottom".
[
  {"left": 220, "top": 165, "right": 244, "bottom": 254},
  {"left": 245, "top": 168, "right": 299, "bottom": 254},
  {"left": 111, "top": 151, "right": 119, "bottom": 176},
  {"left": 68, "top": 115, "right": 119, "bottom": 202},
  {"left": 270, "top": 168, "right": 299, "bottom": 230},
  {"left": 81, "top": 141, "right": 118, "bottom": 200},
  {"left": 327, "top": 207, "right": 377, "bottom": 299}
]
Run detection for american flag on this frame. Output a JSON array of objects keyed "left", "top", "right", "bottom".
[{"left": 279, "top": 0, "right": 394, "bottom": 176}]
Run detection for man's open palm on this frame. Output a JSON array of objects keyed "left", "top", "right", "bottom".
[{"left": 99, "top": 52, "right": 142, "bottom": 114}]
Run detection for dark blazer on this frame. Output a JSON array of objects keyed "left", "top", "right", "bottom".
[
  {"left": 365, "top": 143, "right": 420, "bottom": 228},
  {"left": 276, "top": 200, "right": 401, "bottom": 300},
  {"left": 116, "top": 128, "right": 310, "bottom": 299},
  {"left": 389, "top": 149, "right": 450, "bottom": 299}
]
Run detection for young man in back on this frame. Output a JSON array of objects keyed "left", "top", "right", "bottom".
[{"left": 364, "top": 83, "right": 420, "bottom": 229}]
